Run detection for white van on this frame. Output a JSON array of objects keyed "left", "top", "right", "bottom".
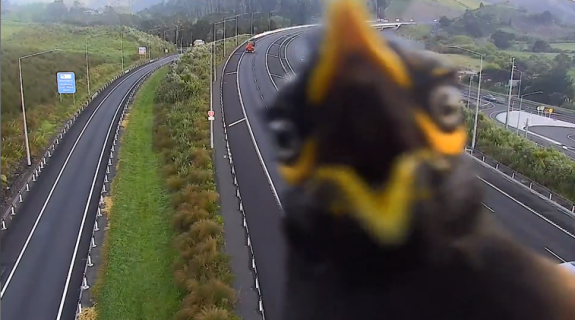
[{"left": 193, "top": 39, "right": 205, "bottom": 46}]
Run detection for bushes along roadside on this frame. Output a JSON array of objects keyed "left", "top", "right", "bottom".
[
  {"left": 463, "top": 108, "right": 575, "bottom": 203},
  {"left": 153, "top": 36, "right": 249, "bottom": 319}
]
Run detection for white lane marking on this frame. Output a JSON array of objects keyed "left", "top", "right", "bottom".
[
  {"left": 0, "top": 62, "right": 157, "bottom": 298},
  {"left": 482, "top": 203, "right": 494, "bottom": 212},
  {"left": 265, "top": 38, "right": 279, "bottom": 91},
  {"left": 567, "top": 134, "right": 575, "bottom": 143},
  {"left": 479, "top": 177, "right": 575, "bottom": 239},
  {"left": 227, "top": 118, "right": 246, "bottom": 127},
  {"left": 55, "top": 67, "right": 160, "bottom": 320},
  {"left": 235, "top": 51, "right": 283, "bottom": 210},
  {"left": 544, "top": 247, "right": 566, "bottom": 263}
]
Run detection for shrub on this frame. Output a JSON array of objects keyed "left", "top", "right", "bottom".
[
  {"left": 1, "top": 22, "right": 175, "bottom": 197},
  {"left": 152, "top": 36, "right": 249, "bottom": 319},
  {"left": 463, "top": 108, "right": 575, "bottom": 202}
]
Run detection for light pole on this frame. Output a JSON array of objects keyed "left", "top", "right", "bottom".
[
  {"left": 268, "top": 10, "right": 279, "bottom": 31},
  {"left": 448, "top": 45, "right": 483, "bottom": 150},
  {"left": 213, "top": 21, "right": 223, "bottom": 68},
  {"left": 86, "top": 31, "right": 125, "bottom": 96},
  {"left": 505, "top": 57, "right": 516, "bottom": 129},
  {"left": 515, "top": 91, "right": 543, "bottom": 134},
  {"left": 148, "top": 28, "right": 161, "bottom": 59},
  {"left": 466, "top": 75, "right": 472, "bottom": 109},
  {"left": 19, "top": 49, "right": 61, "bottom": 166},
  {"left": 251, "top": 11, "right": 261, "bottom": 35},
  {"left": 223, "top": 15, "right": 239, "bottom": 57},
  {"left": 163, "top": 27, "right": 177, "bottom": 53},
  {"left": 235, "top": 13, "right": 249, "bottom": 46}
]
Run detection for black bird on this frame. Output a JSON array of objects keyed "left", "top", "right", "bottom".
[{"left": 261, "top": 0, "right": 575, "bottom": 320}]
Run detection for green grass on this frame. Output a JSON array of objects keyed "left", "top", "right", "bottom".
[
  {"left": 1, "top": 21, "right": 175, "bottom": 195},
  {"left": 550, "top": 42, "right": 575, "bottom": 51},
  {"left": 0, "top": 21, "right": 28, "bottom": 39},
  {"left": 94, "top": 66, "right": 180, "bottom": 320}
]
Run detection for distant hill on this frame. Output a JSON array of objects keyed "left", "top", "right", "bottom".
[
  {"left": 480, "top": 0, "right": 575, "bottom": 22},
  {"left": 442, "top": 3, "right": 575, "bottom": 40}
]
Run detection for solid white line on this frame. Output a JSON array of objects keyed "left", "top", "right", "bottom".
[
  {"left": 55, "top": 68, "right": 156, "bottom": 320},
  {"left": 227, "top": 118, "right": 246, "bottom": 127},
  {"left": 265, "top": 38, "right": 279, "bottom": 91},
  {"left": 0, "top": 63, "right": 153, "bottom": 298},
  {"left": 567, "top": 134, "right": 575, "bottom": 143},
  {"left": 544, "top": 247, "right": 566, "bottom": 263},
  {"left": 236, "top": 51, "right": 283, "bottom": 210},
  {"left": 479, "top": 177, "right": 575, "bottom": 239}
]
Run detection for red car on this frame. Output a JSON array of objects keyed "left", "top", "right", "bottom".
[{"left": 246, "top": 41, "right": 255, "bottom": 53}]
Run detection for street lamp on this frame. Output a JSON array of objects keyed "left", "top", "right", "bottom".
[
  {"left": 19, "top": 49, "right": 61, "bottom": 166},
  {"left": 213, "top": 21, "right": 224, "bottom": 67},
  {"left": 86, "top": 30, "right": 125, "bottom": 96},
  {"left": 223, "top": 15, "right": 239, "bottom": 57},
  {"left": 448, "top": 45, "right": 484, "bottom": 150},
  {"left": 505, "top": 57, "right": 516, "bottom": 129},
  {"left": 251, "top": 11, "right": 262, "bottom": 35},
  {"left": 235, "top": 13, "right": 250, "bottom": 46},
  {"left": 515, "top": 91, "right": 543, "bottom": 134},
  {"left": 268, "top": 10, "right": 279, "bottom": 31},
  {"left": 148, "top": 27, "right": 161, "bottom": 59}
]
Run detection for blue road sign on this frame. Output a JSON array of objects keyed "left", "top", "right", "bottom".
[{"left": 57, "top": 72, "right": 76, "bottom": 94}]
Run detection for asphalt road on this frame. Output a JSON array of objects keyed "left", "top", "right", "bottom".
[
  {"left": 221, "top": 28, "right": 575, "bottom": 320},
  {"left": 0, "top": 56, "right": 176, "bottom": 320}
]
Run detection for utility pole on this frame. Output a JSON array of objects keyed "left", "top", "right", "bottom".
[{"left": 505, "top": 57, "right": 515, "bottom": 129}]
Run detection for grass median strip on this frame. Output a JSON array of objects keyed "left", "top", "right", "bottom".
[{"left": 93, "top": 66, "right": 181, "bottom": 320}]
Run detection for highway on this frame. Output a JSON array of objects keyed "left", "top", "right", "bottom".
[
  {"left": 220, "top": 27, "right": 575, "bottom": 320},
  {"left": 472, "top": 98, "right": 575, "bottom": 159},
  {"left": 0, "top": 55, "right": 176, "bottom": 320}
]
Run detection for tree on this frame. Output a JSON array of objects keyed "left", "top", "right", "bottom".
[
  {"left": 490, "top": 30, "right": 514, "bottom": 49},
  {"left": 439, "top": 15, "right": 452, "bottom": 28},
  {"left": 531, "top": 39, "right": 552, "bottom": 52}
]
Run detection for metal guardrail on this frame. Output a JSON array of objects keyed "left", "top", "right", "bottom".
[
  {"left": 466, "top": 148, "right": 575, "bottom": 215},
  {"left": 0, "top": 58, "right": 158, "bottom": 233}
]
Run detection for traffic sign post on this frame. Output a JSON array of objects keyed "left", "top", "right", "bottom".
[
  {"left": 138, "top": 47, "right": 147, "bottom": 60},
  {"left": 208, "top": 110, "right": 215, "bottom": 121},
  {"left": 57, "top": 72, "right": 76, "bottom": 104}
]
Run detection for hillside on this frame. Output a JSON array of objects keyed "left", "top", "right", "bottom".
[
  {"left": 442, "top": 3, "right": 575, "bottom": 40},
  {"left": 0, "top": 21, "right": 175, "bottom": 192},
  {"left": 481, "top": 0, "right": 575, "bottom": 22},
  {"left": 386, "top": 0, "right": 482, "bottom": 20}
]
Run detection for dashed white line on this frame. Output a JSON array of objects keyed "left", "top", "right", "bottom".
[
  {"left": 479, "top": 177, "right": 575, "bottom": 239},
  {"left": 482, "top": 203, "right": 494, "bottom": 212},
  {"left": 227, "top": 118, "right": 246, "bottom": 127},
  {"left": 236, "top": 51, "right": 283, "bottom": 210},
  {"left": 0, "top": 64, "right": 153, "bottom": 298},
  {"left": 56, "top": 66, "right": 159, "bottom": 320}
]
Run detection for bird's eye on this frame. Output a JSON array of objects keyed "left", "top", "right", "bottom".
[
  {"left": 429, "top": 85, "right": 463, "bottom": 131},
  {"left": 269, "top": 119, "right": 301, "bottom": 162}
]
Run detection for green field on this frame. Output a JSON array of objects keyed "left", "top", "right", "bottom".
[
  {"left": 92, "top": 66, "right": 181, "bottom": 320},
  {"left": 550, "top": 42, "right": 575, "bottom": 51},
  {"left": 0, "top": 22, "right": 175, "bottom": 194}
]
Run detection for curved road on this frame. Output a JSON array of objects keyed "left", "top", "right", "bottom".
[
  {"left": 0, "top": 56, "right": 176, "bottom": 320},
  {"left": 220, "top": 28, "right": 575, "bottom": 320},
  {"left": 468, "top": 96, "right": 575, "bottom": 159}
]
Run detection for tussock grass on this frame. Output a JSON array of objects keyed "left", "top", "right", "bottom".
[
  {"left": 1, "top": 22, "right": 175, "bottom": 195},
  {"left": 153, "top": 36, "right": 249, "bottom": 320},
  {"left": 93, "top": 67, "right": 181, "bottom": 320},
  {"left": 78, "top": 307, "right": 98, "bottom": 320}
]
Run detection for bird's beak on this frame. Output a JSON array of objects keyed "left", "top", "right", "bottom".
[{"left": 306, "top": 0, "right": 412, "bottom": 105}]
